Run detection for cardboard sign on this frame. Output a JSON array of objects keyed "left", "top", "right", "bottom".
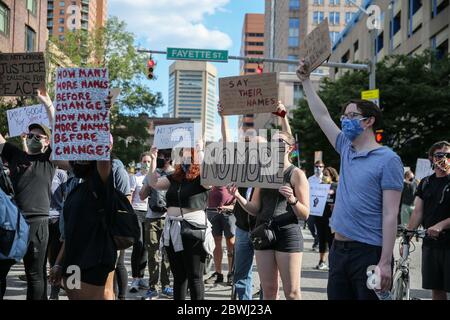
[
  {"left": 415, "top": 158, "right": 434, "bottom": 181},
  {"left": 52, "top": 68, "right": 110, "bottom": 161},
  {"left": 298, "top": 19, "right": 331, "bottom": 73},
  {"left": 309, "top": 183, "right": 332, "bottom": 217},
  {"left": 6, "top": 104, "right": 50, "bottom": 137},
  {"left": 219, "top": 73, "right": 279, "bottom": 115},
  {"left": 201, "top": 142, "right": 285, "bottom": 189},
  {"left": 0, "top": 52, "right": 46, "bottom": 96},
  {"left": 154, "top": 122, "right": 201, "bottom": 150}
]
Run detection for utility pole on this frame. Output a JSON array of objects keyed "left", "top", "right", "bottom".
[{"left": 270, "top": 0, "right": 276, "bottom": 72}]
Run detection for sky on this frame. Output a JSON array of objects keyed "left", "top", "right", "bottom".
[{"left": 108, "top": 0, "right": 265, "bottom": 139}]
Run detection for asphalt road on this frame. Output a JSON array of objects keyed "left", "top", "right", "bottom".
[{"left": 3, "top": 225, "right": 432, "bottom": 300}]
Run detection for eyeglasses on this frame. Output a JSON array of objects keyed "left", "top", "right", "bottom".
[
  {"left": 434, "top": 152, "right": 450, "bottom": 159},
  {"left": 340, "top": 112, "right": 366, "bottom": 121},
  {"left": 315, "top": 166, "right": 324, "bottom": 168},
  {"left": 27, "top": 133, "right": 47, "bottom": 140}
]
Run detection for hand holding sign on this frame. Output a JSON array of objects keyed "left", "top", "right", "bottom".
[{"left": 296, "top": 59, "right": 311, "bottom": 82}]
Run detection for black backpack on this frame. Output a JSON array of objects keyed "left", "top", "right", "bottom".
[
  {"left": 90, "top": 180, "right": 140, "bottom": 251},
  {"left": 0, "top": 160, "right": 15, "bottom": 198}
]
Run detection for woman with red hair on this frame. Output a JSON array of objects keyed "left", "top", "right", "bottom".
[{"left": 147, "top": 145, "right": 213, "bottom": 300}]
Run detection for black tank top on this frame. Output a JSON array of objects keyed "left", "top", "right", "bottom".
[{"left": 258, "top": 165, "right": 299, "bottom": 229}]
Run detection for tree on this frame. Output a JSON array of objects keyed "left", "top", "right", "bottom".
[
  {"left": 48, "top": 16, "right": 163, "bottom": 165},
  {"left": 291, "top": 50, "right": 450, "bottom": 175}
]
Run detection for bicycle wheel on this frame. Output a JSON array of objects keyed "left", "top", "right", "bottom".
[{"left": 391, "top": 271, "right": 406, "bottom": 300}]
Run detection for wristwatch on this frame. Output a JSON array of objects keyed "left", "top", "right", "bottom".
[{"left": 288, "top": 197, "right": 298, "bottom": 206}]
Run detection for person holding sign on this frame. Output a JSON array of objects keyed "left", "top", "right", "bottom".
[
  {"left": 297, "top": 60, "right": 404, "bottom": 300},
  {"left": 406, "top": 141, "right": 450, "bottom": 300},
  {"left": 227, "top": 130, "right": 310, "bottom": 300},
  {"left": 147, "top": 144, "right": 214, "bottom": 300}
]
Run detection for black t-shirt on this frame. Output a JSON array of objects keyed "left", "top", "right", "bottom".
[
  {"left": 1, "top": 142, "right": 56, "bottom": 218},
  {"left": 415, "top": 174, "right": 450, "bottom": 248},
  {"left": 401, "top": 180, "right": 417, "bottom": 206},
  {"left": 165, "top": 175, "right": 209, "bottom": 209},
  {"left": 233, "top": 187, "right": 257, "bottom": 232},
  {"left": 63, "top": 169, "right": 117, "bottom": 271}
]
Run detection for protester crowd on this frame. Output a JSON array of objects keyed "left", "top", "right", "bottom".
[{"left": 0, "top": 60, "right": 449, "bottom": 301}]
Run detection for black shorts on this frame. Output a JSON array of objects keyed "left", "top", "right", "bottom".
[
  {"left": 207, "top": 209, "right": 236, "bottom": 239},
  {"left": 422, "top": 246, "right": 450, "bottom": 292},
  {"left": 64, "top": 264, "right": 113, "bottom": 287},
  {"left": 258, "top": 224, "right": 304, "bottom": 253}
]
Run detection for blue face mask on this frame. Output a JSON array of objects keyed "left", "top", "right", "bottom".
[
  {"left": 181, "top": 164, "right": 190, "bottom": 173},
  {"left": 341, "top": 118, "right": 365, "bottom": 141}
]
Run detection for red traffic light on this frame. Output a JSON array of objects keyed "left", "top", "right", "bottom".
[
  {"left": 375, "top": 129, "right": 384, "bottom": 143},
  {"left": 147, "top": 59, "right": 156, "bottom": 79},
  {"left": 256, "top": 65, "right": 263, "bottom": 74}
]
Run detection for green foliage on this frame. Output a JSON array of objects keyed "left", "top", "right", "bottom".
[{"left": 291, "top": 50, "right": 450, "bottom": 175}]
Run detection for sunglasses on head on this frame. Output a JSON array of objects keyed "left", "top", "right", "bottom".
[
  {"left": 434, "top": 152, "right": 450, "bottom": 159},
  {"left": 27, "top": 133, "right": 46, "bottom": 140}
]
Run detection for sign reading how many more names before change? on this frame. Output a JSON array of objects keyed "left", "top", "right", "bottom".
[
  {"left": 0, "top": 52, "right": 46, "bottom": 96},
  {"left": 219, "top": 73, "right": 279, "bottom": 115},
  {"left": 52, "top": 68, "right": 110, "bottom": 161}
]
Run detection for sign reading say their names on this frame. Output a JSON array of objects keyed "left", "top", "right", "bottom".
[
  {"left": 154, "top": 122, "right": 202, "bottom": 150},
  {"left": 309, "top": 183, "right": 332, "bottom": 217},
  {"left": 298, "top": 19, "right": 331, "bottom": 73},
  {"left": 52, "top": 68, "right": 110, "bottom": 161},
  {"left": 201, "top": 142, "right": 285, "bottom": 189},
  {"left": 219, "top": 73, "right": 279, "bottom": 115},
  {"left": 0, "top": 52, "right": 46, "bottom": 96},
  {"left": 6, "top": 105, "right": 50, "bottom": 137},
  {"left": 415, "top": 158, "right": 434, "bottom": 181}
]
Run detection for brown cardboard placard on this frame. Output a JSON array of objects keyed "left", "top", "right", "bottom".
[
  {"left": 201, "top": 142, "right": 285, "bottom": 189},
  {"left": 219, "top": 72, "right": 279, "bottom": 115},
  {"left": 298, "top": 19, "right": 331, "bottom": 73},
  {"left": 0, "top": 52, "right": 46, "bottom": 96}
]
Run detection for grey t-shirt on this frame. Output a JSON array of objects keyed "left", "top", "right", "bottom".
[{"left": 330, "top": 133, "right": 404, "bottom": 246}]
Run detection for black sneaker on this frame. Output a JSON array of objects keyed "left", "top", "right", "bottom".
[
  {"left": 205, "top": 272, "right": 224, "bottom": 284},
  {"left": 227, "top": 273, "right": 233, "bottom": 286}
]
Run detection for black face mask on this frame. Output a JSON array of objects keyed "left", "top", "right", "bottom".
[
  {"left": 72, "top": 163, "right": 94, "bottom": 179},
  {"left": 156, "top": 158, "right": 166, "bottom": 169}
]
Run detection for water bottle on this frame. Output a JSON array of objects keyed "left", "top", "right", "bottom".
[{"left": 366, "top": 265, "right": 392, "bottom": 300}]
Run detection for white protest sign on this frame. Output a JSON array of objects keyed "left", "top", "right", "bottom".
[
  {"left": 201, "top": 142, "right": 285, "bottom": 189},
  {"left": 154, "top": 123, "right": 201, "bottom": 150},
  {"left": 415, "top": 158, "right": 434, "bottom": 181},
  {"left": 52, "top": 68, "right": 110, "bottom": 161},
  {"left": 309, "top": 183, "right": 331, "bottom": 217},
  {"left": 6, "top": 104, "right": 50, "bottom": 137}
]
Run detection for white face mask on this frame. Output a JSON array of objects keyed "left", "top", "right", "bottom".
[{"left": 314, "top": 167, "right": 323, "bottom": 177}]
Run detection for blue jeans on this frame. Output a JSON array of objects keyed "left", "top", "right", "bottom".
[{"left": 234, "top": 227, "right": 254, "bottom": 300}]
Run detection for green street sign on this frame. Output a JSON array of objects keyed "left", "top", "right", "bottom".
[{"left": 167, "top": 47, "right": 228, "bottom": 63}]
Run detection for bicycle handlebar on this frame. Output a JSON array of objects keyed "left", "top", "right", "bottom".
[{"left": 397, "top": 225, "right": 427, "bottom": 238}]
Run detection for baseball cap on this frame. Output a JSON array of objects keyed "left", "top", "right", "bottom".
[{"left": 28, "top": 123, "right": 51, "bottom": 139}]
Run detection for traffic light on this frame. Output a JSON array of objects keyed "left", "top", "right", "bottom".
[
  {"left": 147, "top": 59, "right": 156, "bottom": 80},
  {"left": 256, "top": 64, "right": 263, "bottom": 74},
  {"left": 375, "top": 129, "right": 384, "bottom": 144}
]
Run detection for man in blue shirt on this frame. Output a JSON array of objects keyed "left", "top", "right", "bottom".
[{"left": 297, "top": 60, "right": 404, "bottom": 300}]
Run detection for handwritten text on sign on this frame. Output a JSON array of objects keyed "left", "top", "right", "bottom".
[
  {"left": 7, "top": 105, "right": 50, "bottom": 137},
  {"left": 309, "top": 183, "right": 331, "bottom": 217},
  {"left": 154, "top": 122, "right": 201, "bottom": 150},
  {"left": 201, "top": 142, "right": 285, "bottom": 189},
  {"left": 219, "top": 73, "right": 278, "bottom": 115},
  {"left": 298, "top": 19, "right": 331, "bottom": 73},
  {"left": 52, "top": 68, "right": 110, "bottom": 160},
  {"left": 0, "top": 52, "right": 46, "bottom": 96}
]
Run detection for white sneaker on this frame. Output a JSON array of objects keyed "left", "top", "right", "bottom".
[
  {"left": 129, "top": 279, "right": 140, "bottom": 293},
  {"left": 317, "top": 262, "right": 329, "bottom": 271}
]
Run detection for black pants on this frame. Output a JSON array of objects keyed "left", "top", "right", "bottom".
[
  {"left": 328, "top": 240, "right": 383, "bottom": 300},
  {"left": 306, "top": 216, "right": 318, "bottom": 245},
  {"left": 131, "top": 212, "right": 147, "bottom": 278},
  {"left": 165, "top": 237, "right": 206, "bottom": 300},
  {"left": 23, "top": 217, "right": 49, "bottom": 300},
  {"left": 315, "top": 216, "right": 334, "bottom": 254},
  {"left": 47, "top": 218, "right": 62, "bottom": 297},
  {"left": 0, "top": 259, "right": 15, "bottom": 299},
  {"left": 114, "top": 250, "right": 128, "bottom": 299}
]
